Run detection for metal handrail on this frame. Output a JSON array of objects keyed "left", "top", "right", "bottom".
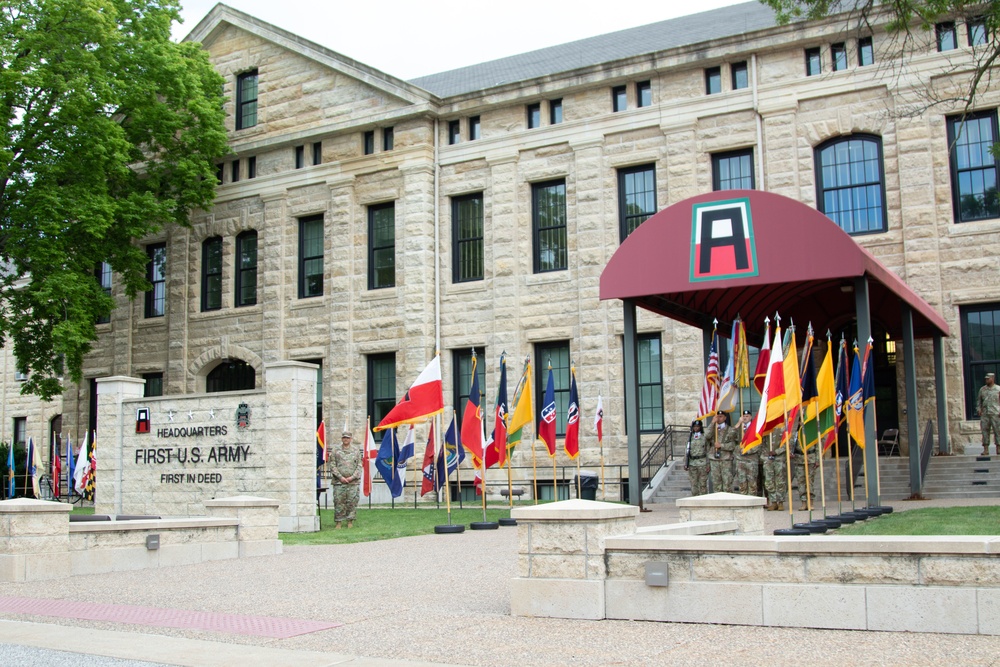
[{"left": 919, "top": 419, "right": 935, "bottom": 486}]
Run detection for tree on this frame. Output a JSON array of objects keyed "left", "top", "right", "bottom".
[
  {"left": 761, "top": 1, "right": 1000, "bottom": 112},
  {"left": 0, "top": 0, "right": 228, "bottom": 399}
]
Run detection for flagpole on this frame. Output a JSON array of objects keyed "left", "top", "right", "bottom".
[
  {"left": 830, "top": 332, "right": 843, "bottom": 516},
  {"left": 531, "top": 434, "right": 539, "bottom": 504},
  {"left": 867, "top": 337, "right": 883, "bottom": 503}
]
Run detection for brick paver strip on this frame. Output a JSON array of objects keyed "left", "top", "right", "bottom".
[{"left": 0, "top": 597, "right": 341, "bottom": 638}]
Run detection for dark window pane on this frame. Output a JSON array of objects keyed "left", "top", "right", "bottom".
[
  {"left": 299, "top": 216, "right": 324, "bottom": 298},
  {"left": 448, "top": 121, "right": 459, "bottom": 145},
  {"left": 532, "top": 181, "right": 567, "bottom": 272},
  {"left": 705, "top": 67, "right": 721, "bottom": 94},
  {"left": 143, "top": 373, "right": 163, "bottom": 398},
  {"left": 368, "top": 353, "right": 396, "bottom": 425},
  {"left": 949, "top": 112, "right": 1000, "bottom": 222},
  {"left": 637, "top": 81, "right": 652, "bottom": 107},
  {"left": 201, "top": 236, "right": 223, "bottom": 311},
  {"left": 236, "top": 70, "right": 258, "bottom": 130},
  {"left": 145, "top": 243, "right": 166, "bottom": 318},
  {"left": 95, "top": 262, "right": 112, "bottom": 324},
  {"left": 937, "top": 22, "right": 957, "bottom": 51},
  {"left": 619, "top": 165, "right": 656, "bottom": 241},
  {"left": 369, "top": 203, "right": 395, "bottom": 289},
  {"left": 468, "top": 117, "right": 480, "bottom": 141},
  {"left": 453, "top": 194, "right": 484, "bottom": 282},
  {"left": 207, "top": 360, "right": 255, "bottom": 393},
  {"left": 364, "top": 130, "right": 375, "bottom": 154},
  {"left": 236, "top": 231, "right": 257, "bottom": 307},
  {"left": 550, "top": 99, "right": 563, "bottom": 124},
  {"left": 858, "top": 37, "right": 874, "bottom": 66},
  {"left": 816, "top": 136, "right": 886, "bottom": 234},
  {"left": 713, "top": 149, "right": 755, "bottom": 191},
  {"left": 527, "top": 103, "right": 541, "bottom": 129},
  {"left": 731, "top": 62, "right": 748, "bottom": 90},
  {"left": 612, "top": 85, "right": 627, "bottom": 112},
  {"left": 962, "top": 304, "right": 1000, "bottom": 419},
  {"left": 383, "top": 127, "right": 394, "bottom": 151},
  {"left": 806, "top": 47, "right": 822, "bottom": 76},
  {"left": 832, "top": 43, "right": 847, "bottom": 71}
]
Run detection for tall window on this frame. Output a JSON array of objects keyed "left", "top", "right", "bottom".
[
  {"left": 705, "top": 67, "right": 722, "bottom": 94},
  {"left": 612, "top": 85, "right": 627, "bottom": 112},
  {"left": 937, "top": 22, "right": 957, "bottom": 51},
  {"left": 369, "top": 203, "right": 395, "bottom": 289},
  {"left": 206, "top": 360, "right": 255, "bottom": 393},
  {"left": 13, "top": 417, "right": 25, "bottom": 446},
  {"left": 143, "top": 372, "right": 163, "bottom": 398},
  {"left": 452, "top": 193, "right": 483, "bottom": 283},
  {"left": 858, "top": 36, "right": 874, "bottom": 66},
  {"left": 636, "top": 81, "right": 652, "bottom": 107},
  {"left": 637, "top": 334, "right": 664, "bottom": 432},
  {"left": 618, "top": 165, "right": 656, "bottom": 241},
  {"left": 247, "top": 156, "right": 256, "bottom": 179},
  {"left": 805, "top": 47, "right": 822, "bottom": 76},
  {"left": 532, "top": 180, "right": 567, "bottom": 273},
  {"left": 383, "top": 127, "right": 394, "bottom": 151},
  {"left": 299, "top": 215, "right": 324, "bottom": 298},
  {"left": 468, "top": 117, "right": 480, "bottom": 141},
  {"left": 235, "top": 70, "right": 258, "bottom": 130},
  {"left": 968, "top": 17, "right": 987, "bottom": 46},
  {"left": 947, "top": 111, "right": 1000, "bottom": 222},
  {"left": 313, "top": 142, "right": 322, "bottom": 165},
  {"left": 294, "top": 145, "right": 304, "bottom": 169},
  {"left": 95, "top": 262, "right": 112, "bottom": 324},
  {"left": 367, "top": 353, "right": 396, "bottom": 426},
  {"left": 713, "top": 149, "right": 755, "bottom": 191},
  {"left": 364, "top": 130, "right": 375, "bottom": 154},
  {"left": 145, "top": 243, "right": 166, "bottom": 318},
  {"left": 549, "top": 99, "right": 563, "bottom": 124},
  {"left": 815, "top": 135, "right": 886, "bottom": 234},
  {"left": 731, "top": 62, "right": 748, "bottom": 90},
  {"left": 235, "top": 230, "right": 258, "bottom": 307},
  {"left": 453, "top": 347, "right": 486, "bottom": 426},
  {"left": 527, "top": 103, "right": 541, "bottom": 129},
  {"left": 831, "top": 43, "right": 848, "bottom": 71},
  {"left": 961, "top": 304, "right": 1000, "bottom": 419},
  {"left": 201, "top": 236, "right": 223, "bottom": 311},
  {"left": 535, "top": 342, "right": 570, "bottom": 436},
  {"left": 448, "top": 121, "right": 460, "bottom": 145},
  {"left": 231, "top": 160, "right": 240, "bottom": 183}
]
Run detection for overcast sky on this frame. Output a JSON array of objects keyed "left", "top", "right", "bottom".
[{"left": 174, "top": 0, "right": 748, "bottom": 80}]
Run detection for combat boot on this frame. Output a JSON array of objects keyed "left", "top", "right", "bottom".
[
  {"left": 347, "top": 520, "right": 354, "bottom": 528},
  {"left": 775, "top": 502, "right": 784, "bottom": 511},
  {"left": 334, "top": 522, "right": 342, "bottom": 529}
]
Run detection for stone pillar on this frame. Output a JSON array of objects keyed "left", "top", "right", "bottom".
[
  {"left": 510, "top": 499, "right": 638, "bottom": 620},
  {"left": 0, "top": 499, "right": 71, "bottom": 582},
  {"left": 95, "top": 376, "right": 146, "bottom": 516},
  {"left": 204, "top": 495, "right": 282, "bottom": 558},
  {"left": 263, "top": 361, "right": 318, "bottom": 532},
  {"left": 675, "top": 492, "right": 765, "bottom": 535}
]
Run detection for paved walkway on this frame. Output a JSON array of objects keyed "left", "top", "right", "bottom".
[{"left": 2, "top": 498, "right": 1000, "bottom": 666}]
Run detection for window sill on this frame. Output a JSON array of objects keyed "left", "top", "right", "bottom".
[
  {"left": 361, "top": 287, "right": 397, "bottom": 302},
  {"left": 290, "top": 297, "right": 327, "bottom": 311},
  {"left": 446, "top": 280, "right": 489, "bottom": 297},
  {"left": 138, "top": 317, "right": 166, "bottom": 329},
  {"left": 526, "top": 271, "right": 571, "bottom": 287},
  {"left": 948, "top": 218, "right": 1000, "bottom": 237}
]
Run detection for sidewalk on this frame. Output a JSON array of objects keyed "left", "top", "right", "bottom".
[{"left": 1, "top": 499, "right": 1000, "bottom": 666}]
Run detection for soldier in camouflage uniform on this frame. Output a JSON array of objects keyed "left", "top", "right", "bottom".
[
  {"left": 684, "top": 420, "right": 708, "bottom": 496},
  {"left": 331, "top": 431, "right": 362, "bottom": 528},
  {"left": 705, "top": 411, "right": 737, "bottom": 493},
  {"left": 791, "top": 433, "right": 819, "bottom": 511},
  {"left": 733, "top": 410, "right": 760, "bottom": 496},
  {"left": 978, "top": 372, "right": 1000, "bottom": 455},
  {"left": 762, "top": 426, "right": 787, "bottom": 511}
]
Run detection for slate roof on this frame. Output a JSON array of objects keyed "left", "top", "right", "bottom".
[{"left": 409, "top": 1, "right": 779, "bottom": 98}]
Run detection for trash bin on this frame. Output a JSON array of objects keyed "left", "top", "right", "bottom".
[{"left": 575, "top": 470, "right": 599, "bottom": 500}]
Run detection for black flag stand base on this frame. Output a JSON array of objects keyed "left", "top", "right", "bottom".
[
  {"left": 498, "top": 517, "right": 517, "bottom": 526},
  {"left": 470, "top": 521, "right": 499, "bottom": 530},
  {"left": 435, "top": 524, "right": 465, "bottom": 534}
]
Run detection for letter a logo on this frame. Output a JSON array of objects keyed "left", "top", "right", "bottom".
[{"left": 689, "top": 198, "right": 758, "bottom": 282}]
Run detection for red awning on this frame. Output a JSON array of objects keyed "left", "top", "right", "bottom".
[{"left": 599, "top": 190, "right": 948, "bottom": 341}]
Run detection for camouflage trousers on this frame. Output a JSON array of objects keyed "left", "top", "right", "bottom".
[
  {"left": 792, "top": 459, "right": 819, "bottom": 502},
  {"left": 709, "top": 458, "right": 734, "bottom": 494},
  {"left": 762, "top": 456, "right": 786, "bottom": 503},
  {"left": 687, "top": 462, "right": 709, "bottom": 496},
  {"left": 333, "top": 482, "right": 359, "bottom": 522},
  {"left": 982, "top": 415, "right": 1000, "bottom": 448},
  {"left": 734, "top": 458, "right": 760, "bottom": 496}
]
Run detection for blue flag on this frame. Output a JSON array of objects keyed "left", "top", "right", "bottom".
[
  {"left": 66, "top": 438, "right": 75, "bottom": 499},
  {"left": 6, "top": 442, "right": 14, "bottom": 499},
  {"left": 861, "top": 341, "right": 876, "bottom": 407},
  {"left": 375, "top": 429, "right": 403, "bottom": 497},
  {"left": 436, "top": 417, "right": 466, "bottom": 491}
]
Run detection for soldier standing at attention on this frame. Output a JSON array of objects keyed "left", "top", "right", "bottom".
[
  {"left": 705, "top": 411, "right": 736, "bottom": 493},
  {"left": 331, "top": 431, "right": 362, "bottom": 528},
  {"left": 978, "top": 372, "right": 1000, "bottom": 456},
  {"left": 763, "top": 426, "right": 787, "bottom": 511},
  {"left": 734, "top": 410, "right": 760, "bottom": 496},
  {"left": 684, "top": 420, "right": 708, "bottom": 496}
]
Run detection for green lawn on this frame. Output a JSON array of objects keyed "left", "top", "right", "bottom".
[
  {"left": 835, "top": 506, "right": 1000, "bottom": 535},
  {"left": 281, "top": 507, "right": 515, "bottom": 545}
]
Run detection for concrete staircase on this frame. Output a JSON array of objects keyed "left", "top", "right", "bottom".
[{"left": 648, "top": 454, "right": 1000, "bottom": 504}]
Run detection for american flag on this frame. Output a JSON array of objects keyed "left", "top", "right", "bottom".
[{"left": 696, "top": 333, "right": 720, "bottom": 422}]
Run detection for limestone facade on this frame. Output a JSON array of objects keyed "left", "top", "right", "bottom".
[{"left": 3, "top": 4, "right": 999, "bottom": 494}]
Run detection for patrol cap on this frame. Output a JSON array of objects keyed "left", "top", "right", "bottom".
[
  {"left": 341, "top": 430, "right": 353, "bottom": 438},
  {"left": 987, "top": 373, "right": 996, "bottom": 379}
]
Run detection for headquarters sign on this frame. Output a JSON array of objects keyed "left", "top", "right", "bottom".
[{"left": 689, "top": 198, "right": 758, "bottom": 282}]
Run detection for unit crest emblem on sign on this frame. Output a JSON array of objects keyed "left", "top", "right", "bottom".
[{"left": 236, "top": 402, "right": 252, "bottom": 429}]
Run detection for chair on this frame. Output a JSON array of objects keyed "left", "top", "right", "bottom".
[{"left": 877, "top": 429, "right": 900, "bottom": 456}]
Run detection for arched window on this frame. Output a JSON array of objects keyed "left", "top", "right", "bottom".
[
  {"left": 206, "top": 360, "right": 255, "bottom": 393},
  {"left": 815, "top": 135, "right": 886, "bottom": 235}
]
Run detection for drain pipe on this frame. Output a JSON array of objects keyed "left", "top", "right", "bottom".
[
  {"left": 433, "top": 119, "right": 441, "bottom": 355},
  {"left": 752, "top": 53, "right": 765, "bottom": 191}
]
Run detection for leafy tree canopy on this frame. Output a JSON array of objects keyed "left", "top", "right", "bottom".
[{"left": 0, "top": 0, "right": 228, "bottom": 399}]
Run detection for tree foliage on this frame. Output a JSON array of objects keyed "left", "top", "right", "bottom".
[
  {"left": 0, "top": 0, "right": 228, "bottom": 399},
  {"left": 761, "top": 1, "right": 1000, "bottom": 111}
]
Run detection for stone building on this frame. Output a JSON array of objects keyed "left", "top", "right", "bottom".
[{"left": 4, "top": 1, "right": 1000, "bottom": 498}]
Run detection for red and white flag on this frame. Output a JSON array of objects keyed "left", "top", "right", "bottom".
[
  {"left": 696, "top": 333, "right": 720, "bottom": 422},
  {"left": 420, "top": 424, "right": 437, "bottom": 497},
  {"left": 594, "top": 394, "right": 604, "bottom": 442},
  {"left": 375, "top": 356, "right": 444, "bottom": 431},
  {"left": 362, "top": 418, "right": 379, "bottom": 497}
]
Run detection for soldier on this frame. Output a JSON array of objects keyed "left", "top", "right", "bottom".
[
  {"left": 978, "top": 372, "right": 1000, "bottom": 455},
  {"left": 331, "top": 430, "right": 362, "bottom": 528},
  {"left": 733, "top": 410, "right": 760, "bottom": 496},
  {"left": 762, "top": 426, "right": 787, "bottom": 511},
  {"left": 705, "top": 411, "right": 737, "bottom": 493},
  {"left": 684, "top": 420, "right": 708, "bottom": 496},
  {"left": 791, "top": 430, "right": 819, "bottom": 511}
]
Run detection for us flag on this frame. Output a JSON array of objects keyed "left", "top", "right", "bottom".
[{"left": 696, "top": 333, "right": 720, "bottom": 422}]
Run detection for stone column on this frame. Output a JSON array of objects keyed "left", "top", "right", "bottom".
[
  {"left": 204, "top": 495, "right": 282, "bottom": 558},
  {"left": 510, "top": 499, "right": 638, "bottom": 620},
  {"left": 0, "top": 498, "right": 71, "bottom": 582},
  {"left": 95, "top": 376, "right": 146, "bottom": 516},
  {"left": 675, "top": 492, "right": 765, "bottom": 535},
  {"left": 263, "top": 361, "right": 318, "bottom": 532}
]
